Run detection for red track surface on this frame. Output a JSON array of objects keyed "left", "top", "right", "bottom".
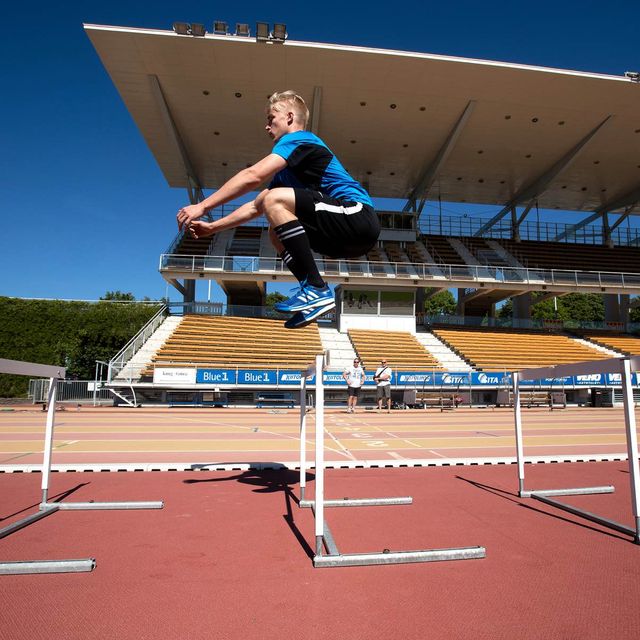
[{"left": 1, "top": 461, "right": 639, "bottom": 639}]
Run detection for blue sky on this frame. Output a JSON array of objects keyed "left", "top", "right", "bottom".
[{"left": 1, "top": 1, "right": 638, "bottom": 303}]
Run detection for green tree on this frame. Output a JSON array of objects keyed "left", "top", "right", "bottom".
[
  {"left": 424, "top": 290, "right": 456, "bottom": 315},
  {"left": 266, "top": 292, "right": 287, "bottom": 309},
  {"left": 498, "top": 292, "right": 605, "bottom": 323},
  {"left": 100, "top": 291, "right": 136, "bottom": 301},
  {"left": 0, "top": 297, "right": 160, "bottom": 397}
]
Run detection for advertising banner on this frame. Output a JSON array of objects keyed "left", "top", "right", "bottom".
[{"left": 154, "top": 367, "right": 197, "bottom": 384}]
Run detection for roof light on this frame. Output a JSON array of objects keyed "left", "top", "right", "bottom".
[
  {"left": 190, "top": 23, "right": 206, "bottom": 37},
  {"left": 173, "top": 22, "right": 190, "bottom": 35},
  {"left": 272, "top": 23, "right": 287, "bottom": 42},
  {"left": 256, "top": 22, "right": 270, "bottom": 41},
  {"left": 235, "top": 23, "right": 250, "bottom": 37},
  {"left": 213, "top": 21, "right": 228, "bottom": 35}
]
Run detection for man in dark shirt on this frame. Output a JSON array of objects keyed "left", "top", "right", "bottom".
[{"left": 178, "top": 90, "right": 380, "bottom": 328}]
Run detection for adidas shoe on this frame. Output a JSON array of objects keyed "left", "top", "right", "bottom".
[
  {"left": 284, "top": 299, "right": 336, "bottom": 329},
  {"left": 275, "top": 281, "right": 334, "bottom": 313}
]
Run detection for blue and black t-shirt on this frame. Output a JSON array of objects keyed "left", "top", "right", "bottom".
[{"left": 270, "top": 131, "right": 373, "bottom": 207}]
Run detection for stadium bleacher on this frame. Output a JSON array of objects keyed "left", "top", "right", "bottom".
[
  {"left": 348, "top": 329, "right": 444, "bottom": 370},
  {"left": 432, "top": 326, "right": 613, "bottom": 371},
  {"left": 143, "top": 315, "right": 323, "bottom": 377},
  {"left": 578, "top": 332, "right": 640, "bottom": 356}
]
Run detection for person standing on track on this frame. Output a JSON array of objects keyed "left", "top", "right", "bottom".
[
  {"left": 374, "top": 358, "right": 393, "bottom": 413},
  {"left": 178, "top": 90, "right": 380, "bottom": 329},
  {"left": 343, "top": 358, "right": 365, "bottom": 413}
]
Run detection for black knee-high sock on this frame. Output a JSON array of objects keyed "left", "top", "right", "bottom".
[
  {"left": 274, "top": 221, "right": 325, "bottom": 288},
  {"left": 280, "top": 250, "right": 307, "bottom": 283}
]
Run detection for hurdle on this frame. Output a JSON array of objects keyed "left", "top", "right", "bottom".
[
  {"left": 0, "top": 358, "right": 163, "bottom": 575},
  {"left": 513, "top": 356, "right": 640, "bottom": 544},
  {"left": 298, "top": 352, "right": 486, "bottom": 567}
]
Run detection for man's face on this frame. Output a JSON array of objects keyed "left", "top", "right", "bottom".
[{"left": 265, "top": 106, "right": 291, "bottom": 142}]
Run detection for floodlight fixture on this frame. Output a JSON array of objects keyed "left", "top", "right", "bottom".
[
  {"left": 256, "top": 22, "right": 270, "bottom": 41},
  {"left": 272, "top": 23, "right": 287, "bottom": 42},
  {"left": 190, "top": 23, "right": 206, "bottom": 37},
  {"left": 624, "top": 71, "right": 640, "bottom": 83},
  {"left": 235, "top": 23, "right": 250, "bottom": 37},
  {"left": 213, "top": 21, "right": 228, "bottom": 35},
  {"left": 173, "top": 22, "right": 190, "bottom": 35}
]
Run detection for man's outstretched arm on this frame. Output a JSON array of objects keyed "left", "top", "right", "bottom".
[
  {"left": 188, "top": 200, "right": 263, "bottom": 238},
  {"left": 177, "top": 154, "right": 286, "bottom": 230}
]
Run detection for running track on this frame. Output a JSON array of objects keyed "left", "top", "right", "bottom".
[{"left": 0, "top": 405, "right": 636, "bottom": 471}]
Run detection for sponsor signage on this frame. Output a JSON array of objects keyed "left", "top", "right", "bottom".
[
  {"left": 192, "top": 368, "right": 639, "bottom": 387},
  {"left": 196, "top": 369, "right": 237, "bottom": 384},
  {"left": 237, "top": 369, "right": 278, "bottom": 385},
  {"left": 154, "top": 367, "right": 197, "bottom": 384}
]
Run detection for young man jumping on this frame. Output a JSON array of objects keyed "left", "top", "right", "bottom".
[{"left": 178, "top": 90, "right": 380, "bottom": 328}]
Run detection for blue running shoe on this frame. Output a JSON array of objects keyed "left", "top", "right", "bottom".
[
  {"left": 284, "top": 299, "right": 336, "bottom": 329},
  {"left": 275, "top": 281, "right": 334, "bottom": 313}
]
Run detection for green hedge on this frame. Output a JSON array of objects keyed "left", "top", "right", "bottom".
[{"left": 0, "top": 298, "right": 161, "bottom": 397}]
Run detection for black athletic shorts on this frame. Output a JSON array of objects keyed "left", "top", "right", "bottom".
[
  {"left": 347, "top": 386, "right": 361, "bottom": 397},
  {"left": 293, "top": 189, "right": 380, "bottom": 259}
]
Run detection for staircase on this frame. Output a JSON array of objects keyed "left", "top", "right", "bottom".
[
  {"left": 414, "top": 330, "right": 474, "bottom": 371},
  {"left": 318, "top": 327, "right": 357, "bottom": 370},
  {"left": 114, "top": 316, "right": 183, "bottom": 383}
]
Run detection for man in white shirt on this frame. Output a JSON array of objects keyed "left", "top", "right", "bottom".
[
  {"left": 374, "top": 358, "right": 393, "bottom": 413},
  {"left": 343, "top": 358, "right": 365, "bottom": 413}
]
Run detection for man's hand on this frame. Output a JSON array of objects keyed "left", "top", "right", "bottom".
[
  {"left": 177, "top": 203, "right": 206, "bottom": 231},
  {"left": 188, "top": 220, "right": 214, "bottom": 239}
]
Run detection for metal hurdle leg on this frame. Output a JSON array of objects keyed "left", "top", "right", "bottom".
[
  {"left": 299, "top": 354, "right": 486, "bottom": 568},
  {"left": 621, "top": 357, "right": 640, "bottom": 544},
  {"left": 514, "top": 370, "right": 614, "bottom": 499},
  {"left": 0, "top": 372, "right": 95, "bottom": 575},
  {"left": 0, "top": 358, "right": 164, "bottom": 576},
  {"left": 513, "top": 357, "right": 640, "bottom": 544},
  {"left": 38, "top": 380, "right": 163, "bottom": 514}
]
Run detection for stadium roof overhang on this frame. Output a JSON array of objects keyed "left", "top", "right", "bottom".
[{"left": 85, "top": 24, "right": 640, "bottom": 221}]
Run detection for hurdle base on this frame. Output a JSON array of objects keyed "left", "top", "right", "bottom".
[
  {"left": 519, "top": 486, "right": 614, "bottom": 499},
  {"left": 314, "top": 546, "right": 486, "bottom": 568},
  {"left": 47, "top": 501, "right": 164, "bottom": 511},
  {"left": 0, "top": 505, "right": 59, "bottom": 540},
  {"left": 300, "top": 496, "right": 412, "bottom": 509},
  {"left": 0, "top": 558, "right": 96, "bottom": 575},
  {"left": 532, "top": 494, "right": 637, "bottom": 539}
]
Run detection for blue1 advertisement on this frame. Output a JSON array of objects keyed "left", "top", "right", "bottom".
[{"left": 193, "top": 368, "right": 639, "bottom": 388}]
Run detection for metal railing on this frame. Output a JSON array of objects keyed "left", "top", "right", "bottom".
[
  {"left": 166, "top": 206, "right": 640, "bottom": 248},
  {"left": 419, "top": 214, "right": 640, "bottom": 246},
  {"left": 108, "top": 304, "right": 168, "bottom": 382},
  {"left": 28, "top": 379, "right": 113, "bottom": 404},
  {"left": 159, "top": 253, "right": 640, "bottom": 292},
  {"left": 419, "top": 313, "right": 640, "bottom": 333}
]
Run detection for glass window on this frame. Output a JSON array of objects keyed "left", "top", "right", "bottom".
[
  {"left": 380, "top": 291, "right": 414, "bottom": 315},
  {"left": 342, "top": 289, "right": 378, "bottom": 314}
]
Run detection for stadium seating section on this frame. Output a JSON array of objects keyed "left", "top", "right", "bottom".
[
  {"left": 143, "top": 315, "right": 323, "bottom": 376},
  {"left": 432, "top": 326, "right": 610, "bottom": 371},
  {"left": 348, "top": 329, "right": 443, "bottom": 370},
  {"left": 578, "top": 332, "right": 640, "bottom": 356}
]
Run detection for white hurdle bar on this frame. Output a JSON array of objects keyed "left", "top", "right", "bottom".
[
  {"left": 0, "top": 358, "right": 163, "bottom": 575},
  {"left": 299, "top": 353, "right": 486, "bottom": 567},
  {"left": 513, "top": 356, "right": 640, "bottom": 544}
]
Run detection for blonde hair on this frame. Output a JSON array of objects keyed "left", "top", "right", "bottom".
[{"left": 267, "top": 91, "right": 309, "bottom": 128}]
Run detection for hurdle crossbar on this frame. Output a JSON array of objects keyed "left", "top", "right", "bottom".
[
  {"left": 513, "top": 356, "right": 640, "bottom": 545},
  {"left": 299, "top": 353, "right": 485, "bottom": 568},
  {"left": 0, "top": 358, "right": 164, "bottom": 576}
]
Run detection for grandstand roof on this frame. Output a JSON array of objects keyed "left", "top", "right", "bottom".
[{"left": 85, "top": 24, "right": 640, "bottom": 214}]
